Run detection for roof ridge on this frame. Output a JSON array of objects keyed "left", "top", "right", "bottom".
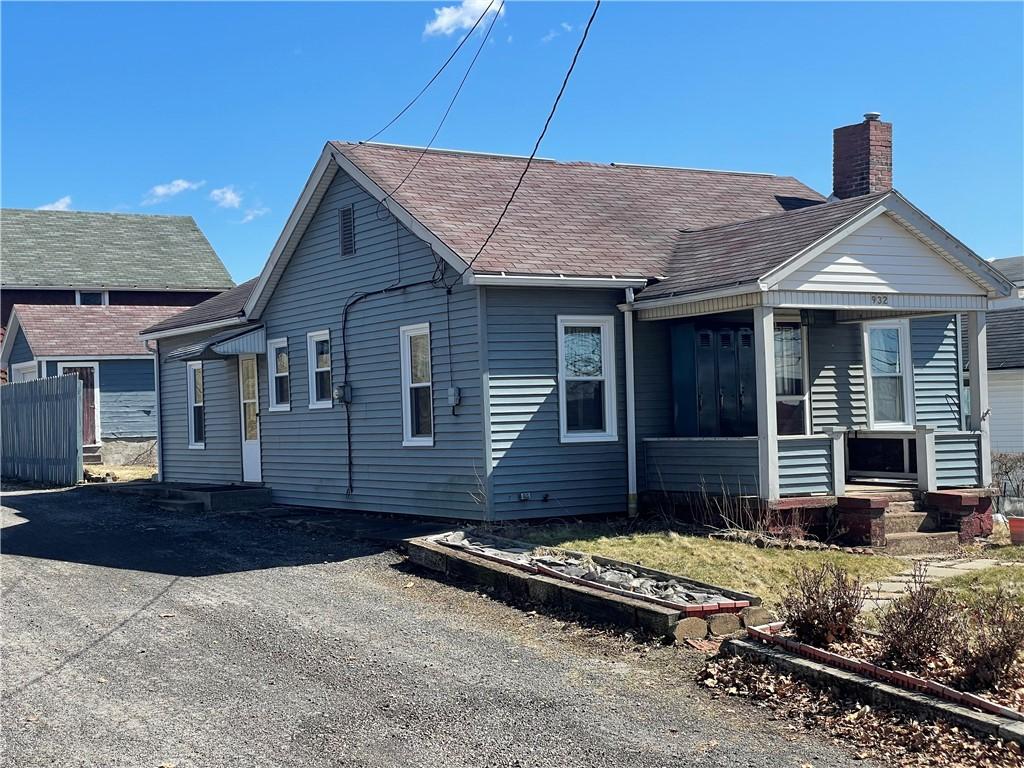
[
  {"left": 677, "top": 190, "right": 889, "bottom": 236},
  {"left": 1, "top": 208, "right": 195, "bottom": 220}
]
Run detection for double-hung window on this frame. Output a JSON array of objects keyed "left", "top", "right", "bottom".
[
  {"left": 557, "top": 316, "right": 617, "bottom": 443},
  {"left": 267, "top": 338, "right": 290, "bottom": 411},
  {"left": 774, "top": 322, "right": 809, "bottom": 436},
  {"left": 186, "top": 361, "right": 205, "bottom": 448},
  {"left": 864, "top": 320, "right": 913, "bottom": 428},
  {"left": 400, "top": 323, "right": 433, "bottom": 446},
  {"left": 307, "top": 330, "right": 333, "bottom": 409}
]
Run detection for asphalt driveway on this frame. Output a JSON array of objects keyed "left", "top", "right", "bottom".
[{"left": 1, "top": 486, "right": 865, "bottom": 767}]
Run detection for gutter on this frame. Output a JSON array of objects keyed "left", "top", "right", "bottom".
[
  {"left": 139, "top": 315, "right": 247, "bottom": 341},
  {"left": 623, "top": 287, "right": 638, "bottom": 516}
]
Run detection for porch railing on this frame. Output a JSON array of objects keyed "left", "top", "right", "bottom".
[
  {"left": 777, "top": 433, "right": 843, "bottom": 497},
  {"left": 642, "top": 437, "right": 759, "bottom": 496},
  {"left": 916, "top": 428, "right": 983, "bottom": 490}
]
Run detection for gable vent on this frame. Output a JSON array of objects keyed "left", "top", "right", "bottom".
[{"left": 339, "top": 205, "right": 356, "bottom": 257}]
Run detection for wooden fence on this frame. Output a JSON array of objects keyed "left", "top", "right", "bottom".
[{"left": 1, "top": 375, "right": 83, "bottom": 486}]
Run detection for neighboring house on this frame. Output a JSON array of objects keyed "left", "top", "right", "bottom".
[
  {"left": 1, "top": 209, "right": 234, "bottom": 464},
  {"left": 142, "top": 114, "right": 1014, "bottom": 521},
  {"left": 980, "top": 256, "right": 1023, "bottom": 454}
]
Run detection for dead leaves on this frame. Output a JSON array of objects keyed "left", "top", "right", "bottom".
[{"left": 697, "top": 656, "right": 1023, "bottom": 767}]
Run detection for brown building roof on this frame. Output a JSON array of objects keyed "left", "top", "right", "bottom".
[
  {"left": 332, "top": 142, "right": 825, "bottom": 279},
  {"left": 11, "top": 304, "right": 186, "bottom": 357},
  {"left": 141, "top": 278, "right": 258, "bottom": 336}
]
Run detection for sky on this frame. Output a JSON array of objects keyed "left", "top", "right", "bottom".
[{"left": 3, "top": 1, "right": 1022, "bottom": 283}]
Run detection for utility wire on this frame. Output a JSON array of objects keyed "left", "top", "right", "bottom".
[
  {"left": 376, "top": 0, "right": 504, "bottom": 210},
  {"left": 363, "top": 0, "right": 497, "bottom": 144},
  {"left": 455, "top": 0, "right": 601, "bottom": 281}
]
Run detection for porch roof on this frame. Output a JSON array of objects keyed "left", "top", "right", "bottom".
[{"left": 638, "top": 192, "right": 889, "bottom": 301}]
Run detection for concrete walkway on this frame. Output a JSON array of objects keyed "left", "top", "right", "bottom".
[{"left": 863, "top": 557, "right": 1018, "bottom": 611}]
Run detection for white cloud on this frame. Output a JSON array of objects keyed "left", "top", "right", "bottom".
[
  {"left": 142, "top": 178, "right": 205, "bottom": 205},
  {"left": 560, "top": 22, "right": 573, "bottom": 32},
  {"left": 36, "top": 195, "right": 72, "bottom": 211},
  {"left": 541, "top": 29, "right": 558, "bottom": 44},
  {"left": 210, "top": 186, "right": 243, "bottom": 209},
  {"left": 241, "top": 206, "right": 269, "bottom": 224},
  {"left": 424, "top": 0, "right": 503, "bottom": 37}
]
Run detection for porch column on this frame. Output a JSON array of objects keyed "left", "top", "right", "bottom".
[
  {"left": 753, "top": 306, "right": 780, "bottom": 501},
  {"left": 967, "top": 311, "right": 992, "bottom": 485}
]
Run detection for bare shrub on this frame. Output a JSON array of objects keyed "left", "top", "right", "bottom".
[
  {"left": 781, "top": 563, "right": 866, "bottom": 646},
  {"left": 877, "top": 563, "right": 956, "bottom": 671},
  {"left": 992, "top": 451, "right": 1024, "bottom": 498},
  {"left": 951, "top": 590, "right": 1024, "bottom": 691}
]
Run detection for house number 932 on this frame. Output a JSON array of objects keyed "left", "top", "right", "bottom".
[{"left": 870, "top": 295, "right": 890, "bottom": 305}]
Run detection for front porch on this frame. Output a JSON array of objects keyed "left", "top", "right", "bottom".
[{"left": 629, "top": 299, "right": 994, "bottom": 506}]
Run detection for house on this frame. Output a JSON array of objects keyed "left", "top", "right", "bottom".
[
  {"left": 1, "top": 209, "right": 234, "bottom": 464},
  {"left": 979, "top": 256, "right": 1023, "bottom": 455},
  {"left": 142, "top": 114, "right": 1015, "bottom": 526}
]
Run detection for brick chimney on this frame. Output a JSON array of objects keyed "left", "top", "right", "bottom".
[{"left": 832, "top": 112, "right": 892, "bottom": 199}]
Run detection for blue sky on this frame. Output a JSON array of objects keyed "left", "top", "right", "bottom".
[{"left": 3, "top": 1, "right": 1021, "bottom": 283}]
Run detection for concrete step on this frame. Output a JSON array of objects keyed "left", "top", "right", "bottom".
[
  {"left": 883, "top": 531, "right": 960, "bottom": 556},
  {"left": 153, "top": 498, "right": 205, "bottom": 514},
  {"left": 884, "top": 511, "right": 936, "bottom": 534}
]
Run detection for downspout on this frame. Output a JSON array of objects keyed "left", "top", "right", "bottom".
[
  {"left": 624, "top": 288, "right": 638, "bottom": 516},
  {"left": 145, "top": 340, "right": 162, "bottom": 483}
]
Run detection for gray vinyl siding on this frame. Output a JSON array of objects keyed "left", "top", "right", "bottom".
[
  {"left": 97, "top": 359, "right": 156, "bottom": 438},
  {"left": 910, "top": 315, "right": 961, "bottom": 430},
  {"left": 486, "top": 288, "right": 627, "bottom": 518},
  {"left": 808, "top": 319, "right": 867, "bottom": 430},
  {"left": 633, "top": 319, "right": 673, "bottom": 484},
  {"left": 157, "top": 333, "right": 242, "bottom": 484},
  {"left": 934, "top": 433, "right": 981, "bottom": 488},
  {"left": 256, "top": 169, "right": 483, "bottom": 518},
  {"left": 643, "top": 438, "right": 759, "bottom": 495},
  {"left": 9, "top": 327, "right": 34, "bottom": 365},
  {"left": 778, "top": 436, "right": 833, "bottom": 496}
]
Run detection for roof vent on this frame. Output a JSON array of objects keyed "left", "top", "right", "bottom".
[{"left": 864, "top": 111, "right": 882, "bottom": 122}]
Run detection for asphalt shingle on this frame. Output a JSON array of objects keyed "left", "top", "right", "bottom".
[
  {"left": 1, "top": 209, "right": 234, "bottom": 290},
  {"left": 12, "top": 304, "right": 187, "bottom": 357},
  {"left": 141, "top": 278, "right": 257, "bottom": 335}
]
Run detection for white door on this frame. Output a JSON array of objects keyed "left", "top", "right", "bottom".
[{"left": 239, "top": 355, "right": 262, "bottom": 482}]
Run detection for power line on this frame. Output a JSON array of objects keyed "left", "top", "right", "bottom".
[
  {"left": 456, "top": 0, "right": 601, "bottom": 281},
  {"left": 378, "top": 0, "right": 505, "bottom": 208},
  {"left": 363, "top": 0, "right": 498, "bottom": 144}
]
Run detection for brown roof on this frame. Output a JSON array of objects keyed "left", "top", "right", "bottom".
[
  {"left": 11, "top": 304, "right": 186, "bottom": 357},
  {"left": 333, "top": 142, "right": 825, "bottom": 279},
  {"left": 641, "top": 191, "right": 890, "bottom": 299},
  {"left": 141, "top": 277, "right": 258, "bottom": 335}
]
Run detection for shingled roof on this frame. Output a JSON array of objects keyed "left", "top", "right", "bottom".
[
  {"left": 640, "top": 191, "right": 890, "bottom": 300},
  {"left": 991, "top": 256, "right": 1024, "bottom": 286},
  {"left": 1, "top": 209, "right": 234, "bottom": 290},
  {"left": 332, "top": 142, "right": 825, "bottom": 279},
  {"left": 7, "top": 304, "right": 185, "bottom": 358},
  {"left": 141, "top": 277, "right": 258, "bottom": 336}
]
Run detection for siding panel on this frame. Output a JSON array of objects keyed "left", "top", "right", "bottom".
[
  {"left": 8, "top": 327, "right": 34, "bottom": 365},
  {"left": 934, "top": 433, "right": 981, "bottom": 488},
  {"left": 778, "top": 436, "right": 833, "bottom": 495},
  {"left": 989, "top": 369, "right": 1024, "bottom": 453},
  {"left": 97, "top": 359, "right": 156, "bottom": 438},
  {"left": 643, "top": 438, "right": 759, "bottom": 495},
  {"left": 910, "top": 315, "right": 962, "bottom": 430},
  {"left": 486, "top": 288, "right": 627, "bottom": 518}
]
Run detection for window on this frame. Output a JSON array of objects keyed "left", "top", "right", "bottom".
[
  {"left": 186, "top": 361, "right": 205, "bottom": 448},
  {"left": 76, "top": 290, "right": 108, "bottom": 306},
  {"left": 774, "top": 322, "right": 809, "bottom": 435},
  {"left": 267, "top": 338, "right": 290, "bottom": 411},
  {"left": 557, "top": 316, "right": 617, "bottom": 443},
  {"left": 306, "top": 330, "right": 333, "bottom": 409},
  {"left": 339, "top": 205, "right": 355, "bottom": 257},
  {"left": 864, "top": 320, "right": 914, "bottom": 427},
  {"left": 400, "top": 323, "right": 433, "bottom": 446}
]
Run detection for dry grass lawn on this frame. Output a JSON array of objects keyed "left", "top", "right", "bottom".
[
  {"left": 941, "top": 563, "right": 1024, "bottom": 605},
  {"left": 94, "top": 465, "right": 156, "bottom": 482},
  {"left": 495, "top": 521, "right": 907, "bottom": 607}
]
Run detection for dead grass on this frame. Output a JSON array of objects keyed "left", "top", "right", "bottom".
[
  {"left": 94, "top": 465, "right": 156, "bottom": 482},
  {"left": 499, "top": 521, "right": 906, "bottom": 607},
  {"left": 941, "top": 564, "right": 1024, "bottom": 606}
]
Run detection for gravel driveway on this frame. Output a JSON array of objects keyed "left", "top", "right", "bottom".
[{"left": 1, "top": 486, "right": 865, "bottom": 767}]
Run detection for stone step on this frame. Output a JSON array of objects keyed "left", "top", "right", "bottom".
[
  {"left": 884, "top": 511, "right": 936, "bottom": 535},
  {"left": 883, "top": 531, "right": 960, "bottom": 556},
  {"left": 153, "top": 498, "right": 205, "bottom": 515},
  {"left": 886, "top": 500, "right": 923, "bottom": 514}
]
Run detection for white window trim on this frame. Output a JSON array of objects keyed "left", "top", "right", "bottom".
[
  {"left": 557, "top": 315, "right": 618, "bottom": 444},
  {"left": 306, "top": 330, "right": 333, "bottom": 409},
  {"left": 75, "top": 290, "right": 109, "bottom": 306},
  {"left": 266, "top": 337, "right": 291, "bottom": 412},
  {"left": 57, "top": 361, "right": 102, "bottom": 446},
  {"left": 399, "top": 323, "right": 434, "bottom": 447},
  {"left": 186, "top": 360, "right": 205, "bottom": 449},
  {"left": 862, "top": 318, "right": 915, "bottom": 430},
  {"left": 11, "top": 361, "right": 38, "bottom": 382}
]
